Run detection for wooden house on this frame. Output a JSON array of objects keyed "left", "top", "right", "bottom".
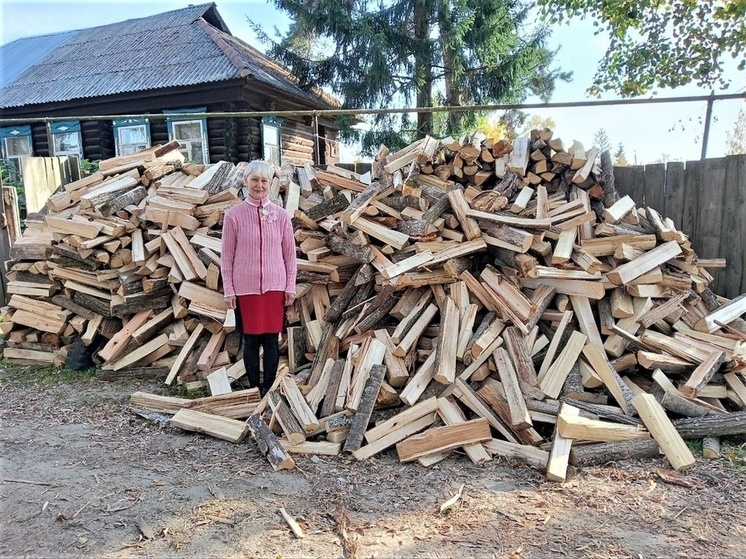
[{"left": 0, "top": 3, "right": 340, "bottom": 180}]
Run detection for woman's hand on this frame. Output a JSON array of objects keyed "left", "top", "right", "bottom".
[
  {"left": 284, "top": 292, "right": 296, "bottom": 307},
  {"left": 225, "top": 296, "right": 236, "bottom": 309}
]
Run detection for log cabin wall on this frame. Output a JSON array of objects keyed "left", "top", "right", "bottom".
[
  {"left": 82, "top": 120, "right": 115, "bottom": 162},
  {"left": 246, "top": 117, "right": 262, "bottom": 162},
  {"left": 281, "top": 118, "right": 317, "bottom": 165},
  {"left": 614, "top": 154, "right": 746, "bottom": 298},
  {"left": 207, "top": 117, "right": 228, "bottom": 163},
  {"left": 322, "top": 127, "right": 340, "bottom": 166},
  {"left": 150, "top": 119, "right": 169, "bottom": 146},
  {"left": 30, "top": 124, "right": 50, "bottom": 158}
]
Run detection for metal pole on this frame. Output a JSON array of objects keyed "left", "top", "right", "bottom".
[
  {"left": 701, "top": 91, "right": 715, "bottom": 160},
  {"left": 2, "top": 92, "right": 745, "bottom": 126},
  {"left": 313, "top": 113, "right": 320, "bottom": 165}
]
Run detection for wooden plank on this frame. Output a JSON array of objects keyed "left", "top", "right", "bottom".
[
  {"left": 343, "top": 364, "right": 385, "bottom": 452},
  {"left": 557, "top": 415, "right": 651, "bottom": 442},
  {"left": 281, "top": 377, "right": 320, "bottom": 432},
  {"left": 546, "top": 403, "right": 581, "bottom": 482},
  {"left": 353, "top": 412, "right": 437, "bottom": 461},
  {"left": 165, "top": 323, "right": 204, "bottom": 385},
  {"left": 465, "top": 208, "right": 554, "bottom": 229},
  {"left": 552, "top": 227, "right": 576, "bottom": 264},
  {"left": 393, "top": 303, "right": 438, "bottom": 357},
  {"left": 606, "top": 241, "right": 682, "bottom": 286},
  {"left": 350, "top": 217, "right": 410, "bottom": 249},
  {"left": 680, "top": 351, "right": 726, "bottom": 399},
  {"left": 538, "top": 331, "right": 587, "bottom": 399},
  {"left": 503, "top": 326, "right": 539, "bottom": 387},
  {"left": 483, "top": 439, "right": 549, "bottom": 471},
  {"left": 3, "top": 348, "right": 55, "bottom": 364},
  {"left": 453, "top": 379, "right": 518, "bottom": 443},
  {"left": 538, "top": 310, "right": 573, "bottom": 378},
  {"left": 697, "top": 157, "right": 727, "bottom": 290},
  {"left": 365, "top": 397, "right": 439, "bottom": 444},
  {"left": 398, "top": 352, "right": 436, "bottom": 406},
  {"left": 246, "top": 414, "right": 296, "bottom": 471},
  {"left": 725, "top": 155, "right": 746, "bottom": 295},
  {"left": 433, "top": 297, "right": 459, "bottom": 385},
  {"left": 381, "top": 251, "right": 433, "bottom": 279},
  {"left": 207, "top": 367, "right": 233, "bottom": 396},
  {"left": 437, "top": 397, "right": 491, "bottom": 465},
  {"left": 45, "top": 215, "right": 104, "bottom": 239},
  {"left": 645, "top": 163, "right": 666, "bottom": 216},
  {"left": 110, "top": 334, "right": 170, "bottom": 371},
  {"left": 631, "top": 393, "right": 696, "bottom": 471},
  {"left": 447, "top": 189, "right": 482, "bottom": 240},
  {"left": 373, "top": 330, "right": 409, "bottom": 388},
  {"left": 520, "top": 277, "right": 605, "bottom": 299},
  {"left": 493, "top": 347, "right": 532, "bottom": 430},
  {"left": 581, "top": 343, "right": 636, "bottom": 416},
  {"left": 694, "top": 293, "right": 746, "bottom": 333},
  {"left": 171, "top": 226, "right": 208, "bottom": 280},
  {"left": 569, "top": 295, "right": 603, "bottom": 347},
  {"left": 663, "top": 161, "right": 686, "bottom": 231},
  {"left": 98, "top": 310, "right": 153, "bottom": 362},
  {"left": 395, "top": 418, "right": 491, "bottom": 462}
]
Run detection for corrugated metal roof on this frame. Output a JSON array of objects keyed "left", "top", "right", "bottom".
[
  {"left": 0, "top": 3, "right": 333, "bottom": 110},
  {"left": 207, "top": 26, "right": 336, "bottom": 107},
  {"left": 0, "top": 30, "right": 79, "bottom": 89}
]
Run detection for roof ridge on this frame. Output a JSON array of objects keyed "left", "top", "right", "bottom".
[
  {"left": 195, "top": 19, "right": 251, "bottom": 79},
  {"left": 2, "top": 3, "right": 217, "bottom": 46},
  {"left": 203, "top": 23, "right": 340, "bottom": 108}
]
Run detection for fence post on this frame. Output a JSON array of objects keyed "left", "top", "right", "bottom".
[{"left": 700, "top": 91, "right": 715, "bottom": 160}]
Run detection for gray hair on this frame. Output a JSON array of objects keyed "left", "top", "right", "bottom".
[{"left": 243, "top": 160, "right": 274, "bottom": 181}]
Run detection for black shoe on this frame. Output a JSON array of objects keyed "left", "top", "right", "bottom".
[{"left": 259, "top": 386, "right": 269, "bottom": 398}]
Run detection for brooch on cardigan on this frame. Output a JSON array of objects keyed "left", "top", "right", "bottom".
[{"left": 259, "top": 206, "right": 278, "bottom": 223}]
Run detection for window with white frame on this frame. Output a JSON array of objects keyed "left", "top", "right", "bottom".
[
  {"left": 165, "top": 108, "right": 209, "bottom": 164},
  {"left": 0, "top": 125, "right": 33, "bottom": 182},
  {"left": 262, "top": 117, "right": 281, "bottom": 165},
  {"left": 113, "top": 118, "right": 150, "bottom": 156},
  {"left": 50, "top": 121, "right": 83, "bottom": 158}
]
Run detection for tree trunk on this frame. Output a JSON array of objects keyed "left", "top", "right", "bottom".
[
  {"left": 437, "top": 0, "right": 462, "bottom": 135},
  {"left": 414, "top": 0, "right": 433, "bottom": 138},
  {"left": 570, "top": 439, "right": 661, "bottom": 467},
  {"left": 672, "top": 412, "right": 746, "bottom": 439}
]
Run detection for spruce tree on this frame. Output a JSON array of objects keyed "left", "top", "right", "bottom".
[
  {"left": 251, "top": 1, "right": 569, "bottom": 149},
  {"left": 593, "top": 128, "right": 613, "bottom": 155}
]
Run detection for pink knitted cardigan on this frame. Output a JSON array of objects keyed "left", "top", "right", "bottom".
[{"left": 221, "top": 196, "right": 297, "bottom": 298}]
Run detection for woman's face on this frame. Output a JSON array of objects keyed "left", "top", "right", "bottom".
[{"left": 246, "top": 173, "right": 270, "bottom": 200}]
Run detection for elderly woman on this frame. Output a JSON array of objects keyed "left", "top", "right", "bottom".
[{"left": 221, "top": 160, "right": 297, "bottom": 396}]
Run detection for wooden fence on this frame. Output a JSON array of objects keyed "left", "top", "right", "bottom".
[{"left": 614, "top": 155, "right": 746, "bottom": 298}]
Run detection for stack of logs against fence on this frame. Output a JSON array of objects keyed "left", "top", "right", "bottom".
[{"left": 3, "top": 131, "right": 746, "bottom": 480}]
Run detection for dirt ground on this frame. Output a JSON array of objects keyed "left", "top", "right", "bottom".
[{"left": 1, "top": 366, "right": 745, "bottom": 559}]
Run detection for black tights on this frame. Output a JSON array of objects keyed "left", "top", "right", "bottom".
[{"left": 242, "top": 333, "right": 279, "bottom": 392}]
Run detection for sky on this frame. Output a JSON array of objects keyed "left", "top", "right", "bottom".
[{"left": 1, "top": 0, "right": 744, "bottom": 164}]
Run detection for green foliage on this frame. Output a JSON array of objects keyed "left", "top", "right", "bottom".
[
  {"left": 593, "top": 128, "right": 613, "bottom": 154},
  {"left": 0, "top": 361, "right": 97, "bottom": 388},
  {"left": 0, "top": 159, "right": 26, "bottom": 216},
  {"left": 539, "top": 0, "right": 746, "bottom": 97},
  {"left": 614, "top": 142, "right": 630, "bottom": 166},
  {"left": 721, "top": 439, "right": 746, "bottom": 473},
  {"left": 725, "top": 108, "right": 746, "bottom": 155},
  {"left": 687, "top": 438, "right": 746, "bottom": 473},
  {"left": 79, "top": 159, "right": 99, "bottom": 174},
  {"left": 252, "top": 0, "right": 570, "bottom": 145},
  {"left": 169, "top": 382, "right": 207, "bottom": 400}
]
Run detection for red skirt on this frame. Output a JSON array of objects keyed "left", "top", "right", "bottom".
[{"left": 237, "top": 291, "right": 285, "bottom": 334}]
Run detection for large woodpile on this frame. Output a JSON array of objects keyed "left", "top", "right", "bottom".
[{"left": 3, "top": 130, "right": 746, "bottom": 479}]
